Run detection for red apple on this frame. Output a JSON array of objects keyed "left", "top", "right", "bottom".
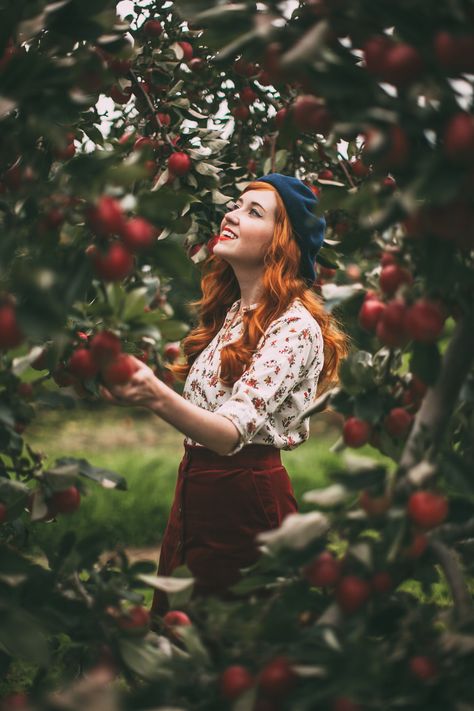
[
  {"left": 443, "top": 113, "right": 474, "bottom": 162},
  {"left": 0, "top": 304, "right": 24, "bottom": 350},
  {"left": 239, "top": 87, "right": 257, "bottom": 105},
  {"left": 434, "top": 31, "right": 474, "bottom": 74},
  {"left": 371, "top": 571, "right": 393, "bottom": 594},
  {"left": 358, "top": 298, "right": 386, "bottom": 332},
  {"left": 292, "top": 95, "right": 332, "bottom": 134},
  {"left": 90, "top": 331, "right": 121, "bottom": 365},
  {"left": 336, "top": 575, "right": 371, "bottom": 614},
  {"left": 384, "top": 407, "right": 413, "bottom": 437},
  {"left": 404, "top": 299, "right": 445, "bottom": 343},
  {"left": 143, "top": 19, "right": 163, "bottom": 37},
  {"left": 91, "top": 243, "right": 134, "bottom": 282},
  {"left": 178, "top": 41, "right": 193, "bottom": 62},
  {"left": 86, "top": 196, "right": 126, "bottom": 237},
  {"left": 101, "top": 354, "right": 137, "bottom": 386},
  {"left": 409, "top": 656, "right": 439, "bottom": 682},
  {"left": 117, "top": 605, "right": 150, "bottom": 634},
  {"left": 379, "top": 43, "right": 424, "bottom": 86},
  {"left": 49, "top": 486, "right": 81, "bottom": 515},
  {"left": 407, "top": 491, "right": 448, "bottom": 529},
  {"left": 68, "top": 348, "right": 99, "bottom": 380},
  {"left": 258, "top": 657, "right": 297, "bottom": 699},
  {"left": 167, "top": 152, "right": 192, "bottom": 177},
  {"left": 379, "top": 264, "right": 412, "bottom": 295},
  {"left": 219, "top": 665, "right": 254, "bottom": 701},
  {"left": 232, "top": 104, "right": 250, "bottom": 120},
  {"left": 121, "top": 217, "right": 156, "bottom": 251},
  {"left": 359, "top": 490, "right": 391, "bottom": 517},
  {"left": 343, "top": 417, "right": 372, "bottom": 448},
  {"left": 303, "top": 551, "right": 342, "bottom": 587}
]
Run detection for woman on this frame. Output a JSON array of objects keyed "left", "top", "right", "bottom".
[{"left": 100, "top": 173, "right": 347, "bottom": 613}]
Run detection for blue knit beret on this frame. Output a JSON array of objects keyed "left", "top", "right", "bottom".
[{"left": 255, "top": 173, "right": 326, "bottom": 283}]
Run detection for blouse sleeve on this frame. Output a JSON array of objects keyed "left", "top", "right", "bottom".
[{"left": 215, "top": 314, "right": 323, "bottom": 455}]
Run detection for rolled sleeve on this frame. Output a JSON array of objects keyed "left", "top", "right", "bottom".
[{"left": 215, "top": 316, "right": 320, "bottom": 455}]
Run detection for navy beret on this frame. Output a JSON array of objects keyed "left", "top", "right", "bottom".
[{"left": 255, "top": 173, "right": 325, "bottom": 283}]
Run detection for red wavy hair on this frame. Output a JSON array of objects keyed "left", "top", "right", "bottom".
[{"left": 169, "top": 182, "right": 348, "bottom": 392}]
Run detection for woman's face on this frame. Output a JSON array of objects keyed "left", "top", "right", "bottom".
[{"left": 213, "top": 189, "right": 277, "bottom": 270}]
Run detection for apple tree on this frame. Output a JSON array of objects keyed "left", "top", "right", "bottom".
[{"left": 1, "top": 0, "right": 474, "bottom": 709}]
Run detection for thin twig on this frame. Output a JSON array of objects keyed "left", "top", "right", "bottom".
[
  {"left": 337, "top": 156, "right": 356, "bottom": 189},
  {"left": 128, "top": 69, "right": 175, "bottom": 147}
]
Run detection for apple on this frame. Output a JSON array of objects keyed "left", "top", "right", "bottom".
[
  {"left": 409, "top": 656, "right": 439, "bottom": 682},
  {"left": 233, "top": 57, "right": 258, "bottom": 77},
  {"left": 102, "top": 354, "right": 137, "bottom": 386},
  {"left": 0, "top": 502, "right": 7, "bottom": 523},
  {"left": 219, "top": 665, "right": 254, "bottom": 700},
  {"left": 121, "top": 217, "right": 156, "bottom": 251},
  {"left": 382, "top": 175, "right": 396, "bottom": 191},
  {"left": 362, "top": 34, "right": 393, "bottom": 75},
  {"left": 407, "top": 491, "right": 448, "bottom": 529},
  {"left": 49, "top": 486, "right": 81, "bottom": 515},
  {"left": 350, "top": 159, "right": 370, "bottom": 177},
  {"left": 358, "top": 298, "right": 386, "bottom": 332},
  {"left": 189, "top": 57, "right": 205, "bottom": 71},
  {"left": 359, "top": 490, "right": 391, "bottom": 517},
  {"left": 232, "top": 104, "right": 250, "bottom": 121},
  {"left": 239, "top": 87, "right": 257, "bottom": 105},
  {"left": 247, "top": 158, "right": 257, "bottom": 173},
  {"left": 86, "top": 196, "right": 126, "bottom": 237},
  {"left": 156, "top": 112, "right": 171, "bottom": 126},
  {"left": 292, "top": 94, "right": 332, "bottom": 134},
  {"left": 379, "top": 264, "right": 412, "bottom": 295},
  {"left": 364, "top": 125, "right": 410, "bottom": 170},
  {"left": 343, "top": 417, "right": 372, "bottom": 448},
  {"left": 376, "top": 299, "right": 408, "bottom": 348},
  {"left": 0, "top": 693, "right": 29, "bottom": 709},
  {"left": 404, "top": 531, "right": 428, "bottom": 559},
  {"left": 163, "top": 342, "right": 181, "bottom": 362},
  {"left": 167, "top": 152, "right": 192, "bottom": 177},
  {"left": 91, "top": 243, "right": 134, "bottom": 282},
  {"left": 258, "top": 657, "right": 297, "bottom": 699},
  {"left": 303, "top": 550, "right": 342, "bottom": 587},
  {"left": 68, "top": 348, "right": 99, "bottom": 380},
  {"left": 133, "top": 136, "right": 155, "bottom": 152},
  {"left": 443, "top": 113, "right": 474, "bottom": 162},
  {"left": 318, "top": 169, "right": 334, "bottom": 180},
  {"left": 178, "top": 41, "right": 193, "bottom": 62},
  {"left": 384, "top": 407, "right": 413, "bottom": 437},
  {"left": 143, "top": 19, "right": 163, "bottom": 37},
  {"left": 90, "top": 331, "right": 121, "bottom": 365},
  {"left": 18, "top": 382, "right": 33, "bottom": 399},
  {"left": 370, "top": 571, "right": 393, "bottom": 594},
  {"left": 404, "top": 299, "right": 445, "bottom": 343},
  {"left": 109, "top": 84, "right": 131, "bottom": 104},
  {"left": 117, "top": 605, "right": 150, "bottom": 634},
  {"left": 379, "top": 43, "right": 424, "bottom": 86},
  {"left": 434, "top": 31, "right": 474, "bottom": 74},
  {"left": 335, "top": 575, "right": 371, "bottom": 614},
  {"left": 54, "top": 142, "right": 76, "bottom": 160},
  {"left": 0, "top": 304, "right": 24, "bottom": 350}
]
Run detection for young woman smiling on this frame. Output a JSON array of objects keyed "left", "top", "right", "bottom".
[{"left": 99, "top": 173, "right": 347, "bottom": 613}]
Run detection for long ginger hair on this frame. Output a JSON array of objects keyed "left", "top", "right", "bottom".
[{"left": 170, "top": 182, "right": 348, "bottom": 392}]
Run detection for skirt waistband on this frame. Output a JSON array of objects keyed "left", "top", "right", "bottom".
[{"left": 183, "top": 442, "right": 282, "bottom": 468}]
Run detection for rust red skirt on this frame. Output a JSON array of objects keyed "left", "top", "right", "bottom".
[{"left": 152, "top": 442, "right": 298, "bottom": 615}]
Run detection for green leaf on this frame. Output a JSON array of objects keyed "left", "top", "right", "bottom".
[
  {"left": 118, "top": 637, "right": 173, "bottom": 681},
  {"left": 55, "top": 457, "right": 127, "bottom": 490}
]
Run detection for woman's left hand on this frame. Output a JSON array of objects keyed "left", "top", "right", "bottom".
[{"left": 99, "top": 356, "right": 166, "bottom": 409}]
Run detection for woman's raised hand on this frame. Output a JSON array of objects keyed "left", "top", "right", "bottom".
[{"left": 99, "top": 355, "right": 165, "bottom": 409}]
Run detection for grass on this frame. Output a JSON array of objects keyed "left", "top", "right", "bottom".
[{"left": 24, "top": 403, "right": 383, "bottom": 554}]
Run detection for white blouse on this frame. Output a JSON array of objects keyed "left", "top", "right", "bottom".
[{"left": 183, "top": 298, "right": 325, "bottom": 456}]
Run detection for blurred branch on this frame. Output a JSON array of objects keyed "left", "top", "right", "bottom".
[
  {"left": 429, "top": 539, "right": 473, "bottom": 624},
  {"left": 398, "top": 315, "right": 474, "bottom": 476},
  {"left": 128, "top": 69, "right": 175, "bottom": 148}
]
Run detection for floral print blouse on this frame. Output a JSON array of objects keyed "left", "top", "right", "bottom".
[{"left": 182, "top": 298, "right": 325, "bottom": 456}]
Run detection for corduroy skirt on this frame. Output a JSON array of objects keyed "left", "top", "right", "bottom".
[{"left": 152, "top": 441, "right": 298, "bottom": 614}]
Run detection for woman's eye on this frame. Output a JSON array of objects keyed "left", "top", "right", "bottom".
[{"left": 250, "top": 208, "right": 261, "bottom": 217}]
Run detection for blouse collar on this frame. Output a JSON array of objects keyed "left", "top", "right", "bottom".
[{"left": 229, "top": 299, "right": 260, "bottom": 316}]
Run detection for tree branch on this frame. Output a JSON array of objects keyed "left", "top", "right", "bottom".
[
  {"left": 398, "top": 315, "right": 474, "bottom": 475},
  {"left": 128, "top": 69, "right": 175, "bottom": 147},
  {"left": 429, "top": 539, "right": 473, "bottom": 625}
]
